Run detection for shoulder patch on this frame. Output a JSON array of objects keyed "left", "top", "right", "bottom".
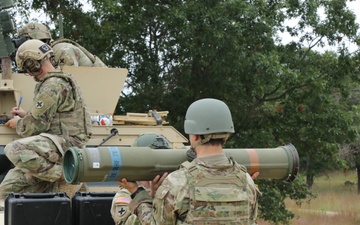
[{"left": 117, "top": 206, "right": 128, "bottom": 217}]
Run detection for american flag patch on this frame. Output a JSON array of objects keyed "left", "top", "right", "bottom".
[{"left": 116, "top": 197, "right": 131, "bottom": 204}]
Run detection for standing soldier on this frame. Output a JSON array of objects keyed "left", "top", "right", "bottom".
[
  {"left": 119, "top": 98, "right": 260, "bottom": 224},
  {"left": 0, "top": 39, "right": 92, "bottom": 198},
  {"left": 15, "top": 22, "right": 107, "bottom": 68}
]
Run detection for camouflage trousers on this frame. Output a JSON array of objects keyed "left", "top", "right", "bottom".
[{"left": 0, "top": 134, "right": 65, "bottom": 199}]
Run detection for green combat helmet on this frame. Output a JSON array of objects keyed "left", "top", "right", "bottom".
[
  {"left": 184, "top": 98, "right": 234, "bottom": 148},
  {"left": 17, "top": 22, "right": 52, "bottom": 44},
  {"left": 132, "top": 133, "right": 172, "bottom": 149}
]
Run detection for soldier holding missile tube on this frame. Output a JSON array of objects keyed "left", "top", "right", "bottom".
[
  {"left": 118, "top": 98, "right": 261, "bottom": 225},
  {"left": 110, "top": 133, "right": 173, "bottom": 225}
]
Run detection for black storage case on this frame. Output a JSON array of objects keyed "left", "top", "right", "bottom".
[
  {"left": 4, "top": 192, "right": 71, "bottom": 225},
  {"left": 72, "top": 192, "right": 116, "bottom": 225}
]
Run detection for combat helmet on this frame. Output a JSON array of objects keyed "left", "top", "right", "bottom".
[
  {"left": 184, "top": 98, "right": 234, "bottom": 147},
  {"left": 132, "top": 133, "right": 172, "bottom": 149},
  {"left": 15, "top": 39, "right": 54, "bottom": 73},
  {"left": 17, "top": 22, "right": 52, "bottom": 43}
]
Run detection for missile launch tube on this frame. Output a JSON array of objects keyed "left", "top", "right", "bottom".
[{"left": 63, "top": 144, "right": 299, "bottom": 184}]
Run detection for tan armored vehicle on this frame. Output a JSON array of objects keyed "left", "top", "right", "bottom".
[
  {"left": 0, "top": 65, "right": 189, "bottom": 223},
  {"left": 0, "top": 66, "right": 189, "bottom": 181}
]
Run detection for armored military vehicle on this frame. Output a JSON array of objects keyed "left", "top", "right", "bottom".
[
  {"left": 0, "top": 65, "right": 189, "bottom": 182},
  {"left": 0, "top": 65, "right": 191, "bottom": 224}
]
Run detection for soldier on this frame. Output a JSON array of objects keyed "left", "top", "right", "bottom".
[
  {"left": 119, "top": 98, "right": 260, "bottom": 224},
  {"left": 0, "top": 39, "right": 92, "bottom": 198},
  {"left": 15, "top": 22, "right": 107, "bottom": 68},
  {"left": 14, "top": 23, "right": 105, "bottom": 195},
  {"left": 111, "top": 133, "right": 171, "bottom": 225}
]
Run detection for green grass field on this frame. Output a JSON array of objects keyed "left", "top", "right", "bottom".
[{"left": 258, "top": 170, "right": 360, "bottom": 225}]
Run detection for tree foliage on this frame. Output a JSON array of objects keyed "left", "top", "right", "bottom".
[
  {"left": 12, "top": 0, "right": 360, "bottom": 224},
  {"left": 258, "top": 176, "right": 315, "bottom": 224},
  {"left": 339, "top": 85, "right": 360, "bottom": 194}
]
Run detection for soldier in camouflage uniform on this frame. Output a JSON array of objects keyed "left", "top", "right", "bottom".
[
  {"left": 0, "top": 39, "right": 92, "bottom": 198},
  {"left": 119, "top": 98, "right": 260, "bottom": 225},
  {"left": 16, "top": 22, "right": 107, "bottom": 68},
  {"left": 111, "top": 133, "right": 172, "bottom": 225}
]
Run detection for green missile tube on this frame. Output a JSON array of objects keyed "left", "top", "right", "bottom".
[{"left": 63, "top": 144, "right": 299, "bottom": 184}]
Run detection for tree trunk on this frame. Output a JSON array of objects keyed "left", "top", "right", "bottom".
[
  {"left": 305, "top": 153, "right": 314, "bottom": 190},
  {"left": 306, "top": 173, "right": 314, "bottom": 190},
  {"left": 356, "top": 163, "right": 360, "bottom": 194}
]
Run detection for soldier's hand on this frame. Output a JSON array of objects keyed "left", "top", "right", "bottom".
[
  {"left": 117, "top": 178, "right": 138, "bottom": 194},
  {"left": 11, "top": 107, "right": 26, "bottom": 117},
  {"left": 150, "top": 172, "right": 168, "bottom": 198},
  {"left": 5, "top": 116, "right": 20, "bottom": 129}
]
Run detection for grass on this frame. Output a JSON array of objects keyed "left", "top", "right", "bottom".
[{"left": 258, "top": 170, "right": 360, "bottom": 225}]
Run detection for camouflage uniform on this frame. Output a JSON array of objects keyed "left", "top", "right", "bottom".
[
  {"left": 50, "top": 39, "right": 107, "bottom": 69},
  {"left": 16, "top": 23, "right": 107, "bottom": 69},
  {"left": 128, "top": 154, "right": 259, "bottom": 225},
  {"left": 111, "top": 187, "right": 141, "bottom": 225},
  {"left": 122, "top": 98, "right": 260, "bottom": 224},
  {"left": 0, "top": 71, "right": 92, "bottom": 198}
]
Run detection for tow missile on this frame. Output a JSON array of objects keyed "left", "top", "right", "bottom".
[{"left": 63, "top": 144, "right": 299, "bottom": 184}]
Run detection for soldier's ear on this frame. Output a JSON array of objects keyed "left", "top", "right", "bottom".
[{"left": 191, "top": 134, "right": 202, "bottom": 142}]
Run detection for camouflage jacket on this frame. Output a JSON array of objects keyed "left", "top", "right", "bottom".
[
  {"left": 51, "top": 39, "right": 107, "bottom": 68},
  {"left": 129, "top": 154, "right": 259, "bottom": 225},
  {"left": 16, "top": 70, "right": 92, "bottom": 148},
  {"left": 111, "top": 183, "right": 155, "bottom": 225}
]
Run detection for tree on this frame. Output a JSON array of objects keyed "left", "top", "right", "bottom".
[
  {"left": 339, "top": 82, "right": 360, "bottom": 194},
  {"left": 340, "top": 141, "right": 360, "bottom": 194},
  {"left": 12, "top": 0, "right": 360, "bottom": 224}
]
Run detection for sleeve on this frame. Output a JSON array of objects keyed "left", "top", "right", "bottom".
[
  {"left": 152, "top": 181, "right": 177, "bottom": 224},
  {"left": 55, "top": 47, "right": 78, "bottom": 67},
  {"left": 16, "top": 82, "right": 62, "bottom": 137},
  {"left": 128, "top": 189, "right": 153, "bottom": 225},
  {"left": 129, "top": 172, "right": 187, "bottom": 225},
  {"left": 111, "top": 189, "right": 133, "bottom": 225},
  {"left": 246, "top": 173, "right": 260, "bottom": 225}
]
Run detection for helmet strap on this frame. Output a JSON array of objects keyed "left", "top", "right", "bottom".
[{"left": 191, "top": 133, "right": 230, "bottom": 149}]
